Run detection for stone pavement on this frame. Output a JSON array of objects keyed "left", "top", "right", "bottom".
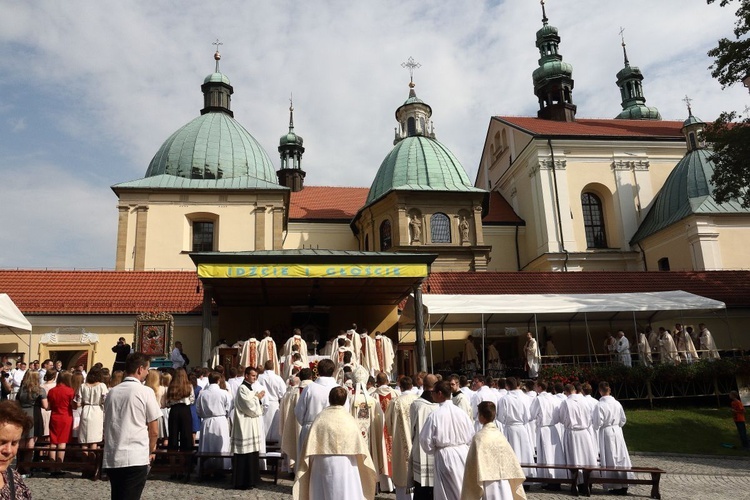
[{"left": 23, "top": 453, "right": 750, "bottom": 499}]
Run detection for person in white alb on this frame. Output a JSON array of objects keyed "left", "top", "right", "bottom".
[
  {"left": 419, "top": 380, "right": 474, "bottom": 500},
  {"left": 231, "top": 367, "right": 265, "bottom": 490},
  {"left": 258, "top": 330, "right": 280, "bottom": 374},
  {"left": 615, "top": 331, "right": 631, "bottom": 367},
  {"left": 592, "top": 381, "right": 633, "bottom": 496},
  {"left": 385, "top": 376, "right": 418, "bottom": 500},
  {"left": 558, "top": 384, "right": 598, "bottom": 495},
  {"left": 698, "top": 323, "right": 720, "bottom": 360},
  {"left": 410, "top": 374, "right": 438, "bottom": 500},
  {"left": 497, "top": 377, "right": 534, "bottom": 476},
  {"left": 283, "top": 329, "right": 309, "bottom": 365},
  {"left": 530, "top": 380, "right": 565, "bottom": 491},
  {"left": 103, "top": 353, "right": 161, "bottom": 500},
  {"left": 524, "top": 332, "right": 541, "bottom": 379},
  {"left": 196, "top": 372, "right": 232, "bottom": 472},
  {"left": 470, "top": 375, "right": 498, "bottom": 432},
  {"left": 171, "top": 341, "right": 188, "bottom": 369},
  {"left": 257, "top": 360, "right": 287, "bottom": 443},
  {"left": 359, "top": 329, "right": 380, "bottom": 375},
  {"left": 293, "top": 359, "right": 346, "bottom": 460},
  {"left": 449, "top": 374, "right": 473, "bottom": 420}
]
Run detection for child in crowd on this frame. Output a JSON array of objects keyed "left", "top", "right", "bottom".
[{"left": 729, "top": 391, "right": 749, "bottom": 450}]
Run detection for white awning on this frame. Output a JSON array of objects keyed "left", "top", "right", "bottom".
[
  {"left": 413, "top": 290, "right": 725, "bottom": 316},
  {"left": 0, "top": 293, "right": 32, "bottom": 333}
]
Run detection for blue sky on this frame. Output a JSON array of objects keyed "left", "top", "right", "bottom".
[{"left": 0, "top": 1, "right": 747, "bottom": 269}]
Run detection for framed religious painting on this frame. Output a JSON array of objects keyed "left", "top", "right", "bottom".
[{"left": 134, "top": 312, "right": 174, "bottom": 357}]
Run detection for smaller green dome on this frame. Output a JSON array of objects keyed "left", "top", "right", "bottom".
[
  {"left": 533, "top": 60, "right": 573, "bottom": 85},
  {"left": 365, "top": 136, "right": 484, "bottom": 206},
  {"left": 683, "top": 114, "right": 703, "bottom": 127},
  {"left": 536, "top": 23, "right": 558, "bottom": 40},
  {"left": 616, "top": 105, "right": 662, "bottom": 120},
  {"left": 204, "top": 72, "right": 231, "bottom": 85},
  {"left": 280, "top": 131, "right": 303, "bottom": 146},
  {"left": 616, "top": 65, "right": 642, "bottom": 81}
]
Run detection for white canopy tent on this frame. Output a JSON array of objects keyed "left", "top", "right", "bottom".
[
  {"left": 402, "top": 290, "right": 727, "bottom": 372},
  {"left": 0, "top": 293, "right": 33, "bottom": 358}
]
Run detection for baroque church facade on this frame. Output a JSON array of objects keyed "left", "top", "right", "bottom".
[{"left": 2, "top": 5, "right": 749, "bottom": 372}]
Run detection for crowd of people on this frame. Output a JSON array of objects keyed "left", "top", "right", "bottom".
[
  {"left": 0, "top": 327, "right": 641, "bottom": 500},
  {"left": 605, "top": 323, "right": 720, "bottom": 368}
]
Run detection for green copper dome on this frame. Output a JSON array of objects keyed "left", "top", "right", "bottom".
[
  {"left": 145, "top": 112, "right": 276, "bottom": 182},
  {"left": 204, "top": 72, "right": 231, "bottom": 85},
  {"left": 533, "top": 59, "right": 573, "bottom": 85},
  {"left": 631, "top": 148, "right": 750, "bottom": 244},
  {"left": 280, "top": 130, "right": 303, "bottom": 146},
  {"left": 365, "top": 136, "right": 483, "bottom": 205},
  {"left": 616, "top": 105, "right": 662, "bottom": 120}
]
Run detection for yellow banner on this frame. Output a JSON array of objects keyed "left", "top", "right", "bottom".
[{"left": 198, "top": 263, "right": 428, "bottom": 279}]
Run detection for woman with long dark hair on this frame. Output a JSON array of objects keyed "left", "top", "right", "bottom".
[
  {"left": 166, "top": 368, "right": 195, "bottom": 451},
  {"left": 17, "top": 369, "right": 49, "bottom": 449}
]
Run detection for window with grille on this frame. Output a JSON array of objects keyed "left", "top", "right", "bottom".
[
  {"left": 581, "top": 193, "right": 607, "bottom": 248},
  {"left": 430, "top": 213, "right": 451, "bottom": 243},
  {"left": 380, "top": 220, "right": 392, "bottom": 251},
  {"left": 192, "top": 221, "right": 215, "bottom": 252}
]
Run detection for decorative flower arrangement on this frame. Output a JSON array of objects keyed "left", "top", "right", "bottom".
[{"left": 309, "top": 360, "right": 319, "bottom": 380}]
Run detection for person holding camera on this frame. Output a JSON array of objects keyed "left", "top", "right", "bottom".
[{"left": 112, "top": 337, "right": 131, "bottom": 373}]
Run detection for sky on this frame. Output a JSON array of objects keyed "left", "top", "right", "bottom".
[{"left": 0, "top": 1, "right": 747, "bottom": 270}]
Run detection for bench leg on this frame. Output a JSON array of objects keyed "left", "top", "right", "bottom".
[
  {"left": 570, "top": 469, "right": 579, "bottom": 497},
  {"left": 650, "top": 472, "right": 662, "bottom": 499}
]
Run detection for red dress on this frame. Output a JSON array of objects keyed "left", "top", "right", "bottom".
[{"left": 47, "top": 384, "right": 75, "bottom": 444}]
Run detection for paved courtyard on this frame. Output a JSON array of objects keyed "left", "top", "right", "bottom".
[{"left": 24, "top": 453, "right": 750, "bottom": 499}]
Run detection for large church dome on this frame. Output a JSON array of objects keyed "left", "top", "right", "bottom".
[
  {"left": 365, "top": 135, "right": 479, "bottom": 205},
  {"left": 145, "top": 112, "right": 275, "bottom": 181},
  {"left": 144, "top": 51, "right": 276, "bottom": 183}
]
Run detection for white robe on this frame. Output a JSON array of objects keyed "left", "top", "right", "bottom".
[
  {"left": 699, "top": 328, "right": 720, "bottom": 360},
  {"left": 359, "top": 334, "right": 380, "bottom": 374},
  {"left": 258, "top": 370, "right": 287, "bottom": 442},
  {"left": 258, "top": 336, "right": 281, "bottom": 374},
  {"left": 558, "top": 394, "right": 598, "bottom": 483},
  {"left": 452, "top": 391, "right": 473, "bottom": 420},
  {"left": 294, "top": 376, "right": 347, "bottom": 459},
  {"left": 374, "top": 335, "right": 395, "bottom": 377},
  {"left": 497, "top": 390, "right": 534, "bottom": 475},
  {"left": 231, "top": 382, "right": 263, "bottom": 454},
  {"left": 461, "top": 422, "right": 527, "bottom": 500},
  {"left": 385, "top": 392, "right": 418, "bottom": 491},
  {"left": 615, "top": 336, "right": 631, "bottom": 367},
  {"left": 196, "top": 384, "right": 232, "bottom": 469},
  {"left": 659, "top": 333, "right": 680, "bottom": 365},
  {"left": 409, "top": 396, "right": 438, "bottom": 487},
  {"left": 471, "top": 386, "right": 498, "bottom": 432},
  {"left": 530, "top": 392, "right": 565, "bottom": 479},
  {"left": 593, "top": 395, "right": 633, "bottom": 489},
  {"left": 524, "top": 338, "right": 541, "bottom": 378},
  {"left": 240, "top": 338, "right": 261, "bottom": 369},
  {"left": 637, "top": 334, "right": 652, "bottom": 367},
  {"left": 283, "top": 335, "right": 309, "bottom": 364},
  {"left": 419, "top": 401, "right": 475, "bottom": 500}
]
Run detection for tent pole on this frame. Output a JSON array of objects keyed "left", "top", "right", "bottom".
[
  {"left": 427, "top": 313, "right": 433, "bottom": 373},
  {"left": 724, "top": 308, "right": 734, "bottom": 349},
  {"left": 482, "top": 313, "right": 486, "bottom": 376},
  {"left": 533, "top": 314, "right": 540, "bottom": 371},
  {"left": 584, "top": 312, "right": 594, "bottom": 365},
  {"left": 441, "top": 316, "right": 446, "bottom": 366},
  {"left": 413, "top": 285, "right": 427, "bottom": 373}
]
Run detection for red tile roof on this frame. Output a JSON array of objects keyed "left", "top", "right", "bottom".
[
  {"left": 423, "top": 271, "right": 750, "bottom": 308},
  {"left": 0, "top": 270, "right": 202, "bottom": 315},
  {"left": 289, "top": 186, "right": 369, "bottom": 221},
  {"left": 483, "top": 191, "right": 524, "bottom": 225},
  {"left": 496, "top": 117, "right": 685, "bottom": 139}
]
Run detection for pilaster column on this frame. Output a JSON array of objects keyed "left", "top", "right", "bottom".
[
  {"left": 115, "top": 205, "right": 130, "bottom": 270},
  {"left": 254, "top": 205, "right": 266, "bottom": 250},
  {"left": 201, "top": 284, "right": 213, "bottom": 367},
  {"left": 134, "top": 206, "right": 148, "bottom": 271},
  {"left": 272, "top": 206, "right": 284, "bottom": 249}
]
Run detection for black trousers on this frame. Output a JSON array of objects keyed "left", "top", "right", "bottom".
[
  {"left": 167, "top": 403, "right": 193, "bottom": 451},
  {"left": 413, "top": 481, "right": 434, "bottom": 500},
  {"left": 106, "top": 465, "right": 149, "bottom": 500},
  {"left": 232, "top": 451, "right": 260, "bottom": 489}
]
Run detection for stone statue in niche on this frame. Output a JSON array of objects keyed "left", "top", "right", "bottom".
[
  {"left": 460, "top": 216, "right": 470, "bottom": 244},
  {"left": 409, "top": 214, "right": 422, "bottom": 243}
]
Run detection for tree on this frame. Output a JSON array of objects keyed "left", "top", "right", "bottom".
[{"left": 705, "top": 0, "right": 750, "bottom": 207}]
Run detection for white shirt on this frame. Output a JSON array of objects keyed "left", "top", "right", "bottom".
[
  {"left": 103, "top": 377, "right": 162, "bottom": 468},
  {"left": 295, "top": 376, "right": 348, "bottom": 426},
  {"left": 170, "top": 348, "right": 185, "bottom": 369},
  {"left": 11, "top": 369, "right": 26, "bottom": 389},
  {"left": 257, "top": 370, "right": 286, "bottom": 404}
]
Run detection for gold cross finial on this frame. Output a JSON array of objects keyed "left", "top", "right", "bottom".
[
  {"left": 401, "top": 56, "right": 421, "bottom": 88},
  {"left": 212, "top": 38, "right": 223, "bottom": 72},
  {"left": 541, "top": 0, "right": 548, "bottom": 24},
  {"left": 619, "top": 27, "right": 629, "bottom": 66}
]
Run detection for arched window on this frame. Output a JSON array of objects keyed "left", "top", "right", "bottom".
[
  {"left": 380, "top": 220, "right": 392, "bottom": 251},
  {"left": 407, "top": 117, "right": 416, "bottom": 136},
  {"left": 581, "top": 193, "right": 607, "bottom": 248},
  {"left": 658, "top": 257, "right": 670, "bottom": 271},
  {"left": 192, "top": 221, "right": 215, "bottom": 251},
  {"left": 430, "top": 213, "right": 451, "bottom": 243}
]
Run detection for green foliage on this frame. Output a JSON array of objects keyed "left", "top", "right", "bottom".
[
  {"left": 704, "top": 112, "right": 750, "bottom": 207},
  {"left": 706, "top": 0, "right": 750, "bottom": 88}
]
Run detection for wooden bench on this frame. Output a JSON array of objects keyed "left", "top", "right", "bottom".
[
  {"left": 194, "top": 450, "right": 281, "bottom": 484},
  {"left": 519, "top": 463, "right": 581, "bottom": 496},
  {"left": 259, "top": 452, "right": 282, "bottom": 485},
  {"left": 580, "top": 465, "right": 666, "bottom": 499},
  {"left": 16, "top": 445, "right": 103, "bottom": 480},
  {"left": 148, "top": 449, "right": 196, "bottom": 482},
  {"left": 195, "top": 451, "right": 233, "bottom": 480}
]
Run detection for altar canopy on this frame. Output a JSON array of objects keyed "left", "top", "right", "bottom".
[
  {"left": 408, "top": 290, "right": 726, "bottom": 322},
  {"left": 0, "top": 293, "right": 32, "bottom": 333}
]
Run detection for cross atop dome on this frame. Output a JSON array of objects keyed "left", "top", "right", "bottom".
[
  {"left": 683, "top": 95, "right": 694, "bottom": 116},
  {"left": 212, "top": 38, "right": 223, "bottom": 73},
  {"left": 401, "top": 56, "right": 421, "bottom": 89}
]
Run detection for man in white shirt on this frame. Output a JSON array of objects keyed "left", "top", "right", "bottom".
[
  {"left": 38, "top": 359, "right": 53, "bottom": 385},
  {"left": 103, "top": 353, "right": 161, "bottom": 500},
  {"left": 10, "top": 361, "right": 26, "bottom": 397},
  {"left": 226, "top": 366, "right": 244, "bottom": 398},
  {"left": 470, "top": 375, "right": 497, "bottom": 431},
  {"left": 171, "top": 341, "right": 187, "bottom": 369}
]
